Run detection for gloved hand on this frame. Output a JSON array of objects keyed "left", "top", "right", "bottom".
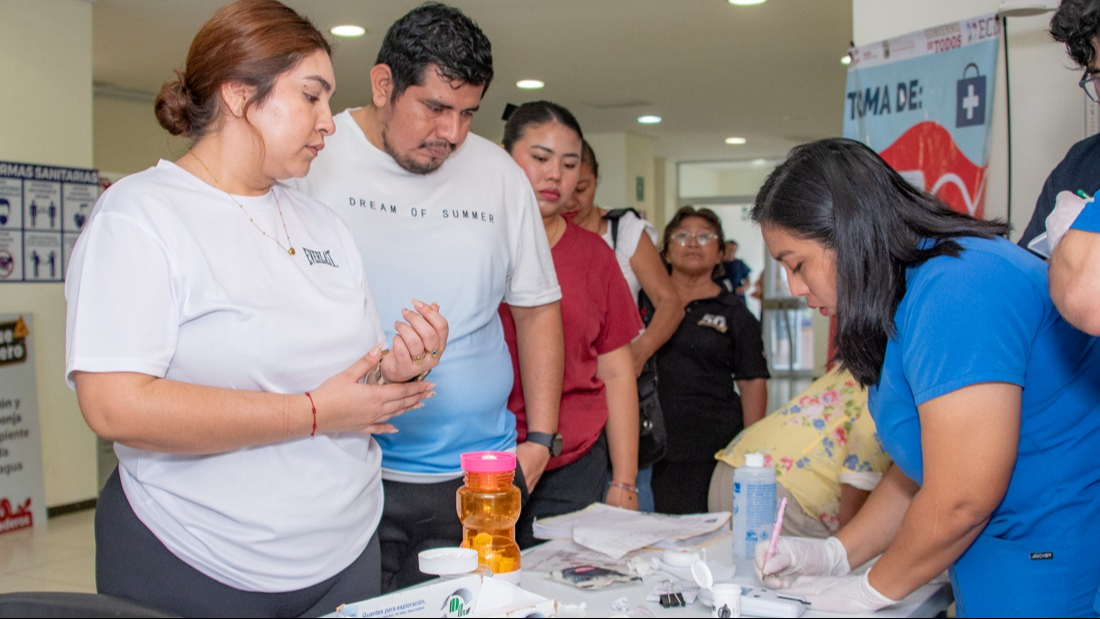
[
  {"left": 784, "top": 571, "right": 899, "bottom": 614},
  {"left": 753, "top": 536, "right": 850, "bottom": 589},
  {"left": 1046, "top": 190, "right": 1092, "bottom": 252}
]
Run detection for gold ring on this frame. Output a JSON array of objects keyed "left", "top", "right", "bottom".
[
  {"left": 413, "top": 353, "right": 426, "bottom": 364},
  {"left": 429, "top": 349, "right": 439, "bottom": 358}
]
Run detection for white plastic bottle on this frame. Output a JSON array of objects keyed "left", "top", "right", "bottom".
[{"left": 731, "top": 452, "right": 777, "bottom": 561}]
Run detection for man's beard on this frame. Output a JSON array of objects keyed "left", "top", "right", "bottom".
[{"left": 381, "top": 126, "right": 452, "bottom": 175}]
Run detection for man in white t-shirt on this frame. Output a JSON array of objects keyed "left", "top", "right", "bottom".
[{"left": 292, "top": 3, "right": 564, "bottom": 591}]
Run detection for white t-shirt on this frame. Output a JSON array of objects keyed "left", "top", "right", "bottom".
[
  {"left": 601, "top": 210, "right": 658, "bottom": 302},
  {"left": 65, "top": 161, "right": 385, "bottom": 592},
  {"left": 291, "top": 109, "right": 560, "bottom": 478}
]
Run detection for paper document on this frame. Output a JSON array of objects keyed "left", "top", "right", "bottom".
[
  {"left": 522, "top": 539, "right": 634, "bottom": 574},
  {"left": 532, "top": 503, "right": 730, "bottom": 559}
]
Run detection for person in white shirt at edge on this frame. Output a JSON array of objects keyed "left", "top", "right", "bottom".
[
  {"left": 290, "top": 3, "right": 563, "bottom": 592},
  {"left": 65, "top": 1, "right": 446, "bottom": 616}
]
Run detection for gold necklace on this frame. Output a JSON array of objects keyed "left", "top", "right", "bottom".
[{"left": 188, "top": 151, "right": 296, "bottom": 256}]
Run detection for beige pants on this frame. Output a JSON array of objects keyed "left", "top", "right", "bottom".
[{"left": 707, "top": 461, "right": 833, "bottom": 539}]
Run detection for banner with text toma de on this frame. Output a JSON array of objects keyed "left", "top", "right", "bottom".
[{"left": 843, "top": 13, "right": 1001, "bottom": 218}]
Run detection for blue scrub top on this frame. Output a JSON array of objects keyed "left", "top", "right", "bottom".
[{"left": 868, "top": 236, "right": 1100, "bottom": 617}]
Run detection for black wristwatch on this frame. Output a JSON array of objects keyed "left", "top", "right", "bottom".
[{"left": 525, "top": 431, "right": 563, "bottom": 457}]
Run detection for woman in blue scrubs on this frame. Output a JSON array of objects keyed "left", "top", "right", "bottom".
[{"left": 749, "top": 138, "right": 1100, "bottom": 617}]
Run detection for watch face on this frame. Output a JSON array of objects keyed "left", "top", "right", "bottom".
[{"left": 550, "top": 433, "right": 563, "bottom": 457}]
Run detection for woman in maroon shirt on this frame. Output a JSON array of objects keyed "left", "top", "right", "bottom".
[{"left": 499, "top": 101, "right": 643, "bottom": 547}]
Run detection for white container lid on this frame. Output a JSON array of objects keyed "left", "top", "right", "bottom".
[
  {"left": 744, "top": 452, "right": 765, "bottom": 467},
  {"left": 418, "top": 547, "right": 479, "bottom": 576}
]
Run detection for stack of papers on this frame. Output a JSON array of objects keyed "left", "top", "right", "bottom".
[{"left": 532, "top": 503, "right": 730, "bottom": 559}]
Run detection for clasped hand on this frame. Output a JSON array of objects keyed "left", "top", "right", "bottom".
[
  {"left": 380, "top": 299, "right": 449, "bottom": 383},
  {"left": 310, "top": 300, "right": 448, "bottom": 435}
]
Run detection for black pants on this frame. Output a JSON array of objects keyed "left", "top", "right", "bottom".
[
  {"left": 379, "top": 466, "right": 531, "bottom": 593},
  {"left": 96, "top": 469, "right": 380, "bottom": 618},
  {"left": 651, "top": 459, "right": 716, "bottom": 514},
  {"left": 515, "top": 435, "right": 609, "bottom": 549}
]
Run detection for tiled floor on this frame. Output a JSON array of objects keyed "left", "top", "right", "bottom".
[{"left": 0, "top": 509, "right": 96, "bottom": 594}]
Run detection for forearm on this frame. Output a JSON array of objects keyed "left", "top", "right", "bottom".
[
  {"left": 836, "top": 465, "right": 918, "bottom": 569},
  {"left": 863, "top": 383, "right": 1018, "bottom": 600},
  {"left": 737, "top": 378, "right": 767, "bottom": 427},
  {"left": 512, "top": 302, "right": 564, "bottom": 433},
  {"left": 865, "top": 486, "right": 989, "bottom": 601},
  {"left": 837, "top": 484, "right": 872, "bottom": 528},
  {"left": 632, "top": 295, "right": 682, "bottom": 363},
  {"left": 1049, "top": 229, "right": 1100, "bottom": 335},
  {"left": 601, "top": 361, "right": 639, "bottom": 484},
  {"left": 75, "top": 371, "right": 303, "bottom": 454},
  {"left": 75, "top": 352, "right": 432, "bottom": 454},
  {"left": 629, "top": 236, "right": 683, "bottom": 367}
]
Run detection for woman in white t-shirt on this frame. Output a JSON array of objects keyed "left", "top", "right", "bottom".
[
  {"left": 560, "top": 141, "right": 683, "bottom": 511},
  {"left": 64, "top": 1, "right": 446, "bottom": 616}
]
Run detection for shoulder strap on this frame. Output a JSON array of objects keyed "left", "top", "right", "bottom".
[{"left": 602, "top": 208, "right": 641, "bottom": 251}]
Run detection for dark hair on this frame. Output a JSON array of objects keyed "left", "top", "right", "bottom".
[
  {"left": 1051, "top": 0, "right": 1100, "bottom": 68},
  {"left": 581, "top": 140, "right": 600, "bottom": 179},
  {"left": 661, "top": 206, "right": 727, "bottom": 279},
  {"left": 377, "top": 3, "right": 494, "bottom": 102},
  {"left": 751, "top": 138, "right": 1009, "bottom": 387},
  {"left": 501, "top": 101, "right": 584, "bottom": 153},
  {"left": 155, "top": 0, "right": 330, "bottom": 139}
]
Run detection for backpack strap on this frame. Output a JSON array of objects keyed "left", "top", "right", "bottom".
[{"left": 602, "top": 208, "right": 641, "bottom": 251}]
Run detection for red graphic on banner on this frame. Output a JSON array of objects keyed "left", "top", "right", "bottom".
[
  {"left": 0, "top": 497, "right": 33, "bottom": 534},
  {"left": 879, "top": 121, "right": 986, "bottom": 218}
]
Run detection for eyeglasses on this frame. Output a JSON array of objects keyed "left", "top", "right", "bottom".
[
  {"left": 670, "top": 231, "right": 719, "bottom": 246},
  {"left": 1079, "top": 70, "right": 1100, "bottom": 104}
]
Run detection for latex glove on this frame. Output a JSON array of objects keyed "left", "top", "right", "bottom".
[
  {"left": 784, "top": 571, "right": 899, "bottom": 614},
  {"left": 1046, "top": 190, "right": 1092, "bottom": 252},
  {"left": 753, "top": 536, "right": 850, "bottom": 589}
]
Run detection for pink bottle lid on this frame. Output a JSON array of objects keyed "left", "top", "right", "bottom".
[{"left": 460, "top": 451, "right": 517, "bottom": 473}]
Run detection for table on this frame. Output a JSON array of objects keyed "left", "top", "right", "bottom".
[{"left": 516, "top": 535, "right": 953, "bottom": 618}]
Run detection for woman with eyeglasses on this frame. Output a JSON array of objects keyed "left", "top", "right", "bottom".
[{"left": 650, "top": 206, "right": 769, "bottom": 514}]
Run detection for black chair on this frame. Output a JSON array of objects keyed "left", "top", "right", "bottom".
[{"left": 0, "top": 592, "right": 178, "bottom": 618}]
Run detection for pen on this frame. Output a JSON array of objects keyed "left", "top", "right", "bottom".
[
  {"left": 1077, "top": 189, "right": 1093, "bottom": 200},
  {"left": 762, "top": 498, "right": 788, "bottom": 573}
]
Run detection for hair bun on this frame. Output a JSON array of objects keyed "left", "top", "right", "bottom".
[{"left": 154, "top": 72, "right": 194, "bottom": 137}]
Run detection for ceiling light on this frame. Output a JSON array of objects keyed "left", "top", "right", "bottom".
[
  {"left": 841, "top": 54, "right": 852, "bottom": 65},
  {"left": 330, "top": 25, "right": 366, "bottom": 38},
  {"left": 729, "top": 0, "right": 767, "bottom": 5},
  {"left": 725, "top": 137, "right": 747, "bottom": 145},
  {"left": 516, "top": 80, "right": 545, "bottom": 90},
  {"left": 638, "top": 115, "right": 662, "bottom": 124}
]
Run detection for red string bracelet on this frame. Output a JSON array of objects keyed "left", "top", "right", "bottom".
[{"left": 304, "top": 391, "right": 317, "bottom": 437}]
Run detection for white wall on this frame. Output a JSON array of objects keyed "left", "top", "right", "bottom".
[
  {"left": 853, "top": 0, "right": 1083, "bottom": 239},
  {"left": 587, "top": 132, "right": 657, "bottom": 219},
  {"left": 0, "top": 0, "right": 97, "bottom": 507},
  {"left": 95, "top": 95, "right": 190, "bottom": 176}
]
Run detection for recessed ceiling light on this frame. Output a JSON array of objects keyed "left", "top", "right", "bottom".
[
  {"left": 516, "top": 80, "right": 545, "bottom": 90},
  {"left": 638, "top": 115, "right": 662, "bottom": 124},
  {"left": 725, "top": 137, "right": 747, "bottom": 145},
  {"left": 729, "top": 0, "right": 767, "bottom": 5},
  {"left": 841, "top": 54, "right": 852, "bottom": 65},
  {"left": 330, "top": 25, "right": 366, "bottom": 38}
]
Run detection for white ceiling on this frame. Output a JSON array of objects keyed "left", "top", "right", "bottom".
[{"left": 92, "top": 0, "right": 853, "bottom": 163}]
